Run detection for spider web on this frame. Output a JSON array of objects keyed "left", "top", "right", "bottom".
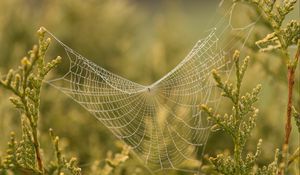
[{"left": 44, "top": 2, "right": 259, "bottom": 173}]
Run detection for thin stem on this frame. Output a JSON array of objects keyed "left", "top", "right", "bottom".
[
  {"left": 234, "top": 140, "right": 242, "bottom": 175},
  {"left": 32, "top": 125, "right": 43, "bottom": 173},
  {"left": 233, "top": 52, "right": 242, "bottom": 175},
  {"left": 285, "top": 68, "right": 294, "bottom": 145},
  {"left": 285, "top": 41, "right": 300, "bottom": 144},
  {"left": 282, "top": 41, "right": 300, "bottom": 174}
]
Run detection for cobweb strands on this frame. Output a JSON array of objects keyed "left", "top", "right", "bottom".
[{"left": 44, "top": 2, "right": 259, "bottom": 173}]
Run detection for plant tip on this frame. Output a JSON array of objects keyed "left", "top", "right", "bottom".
[
  {"left": 46, "top": 37, "right": 51, "bottom": 43},
  {"left": 233, "top": 50, "right": 240, "bottom": 61},
  {"left": 37, "top": 27, "right": 46, "bottom": 36}
]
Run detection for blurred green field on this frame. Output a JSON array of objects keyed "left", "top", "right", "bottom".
[{"left": 0, "top": 0, "right": 299, "bottom": 174}]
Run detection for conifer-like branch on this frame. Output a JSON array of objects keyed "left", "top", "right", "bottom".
[
  {"left": 0, "top": 27, "right": 82, "bottom": 175},
  {"left": 233, "top": 1, "right": 299, "bottom": 174},
  {"left": 201, "top": 50, "right": 280, "bottom": 175}
]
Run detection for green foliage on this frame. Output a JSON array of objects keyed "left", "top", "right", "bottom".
[
  {"left": 233, "top": 0, "right": 300, "bottom": 174},
  {"left": 96, "top": 145, "right": 130, "bottom": 175},
  {"left": 47, "top": 128, "right": 81, "bottom": 175},
  {"left": 201, "top": 50, "right": 280, "bottom": 175},
  {"left": 0, "top": 27, "right": 81, "bottom": 175},
  {"left": 0, "top": 1, "right": 299, "bottom": 175},
  {"left": 236, "top": 0, "right": 299, "bottom": 58},
  {"left": 256, "top": 20, "right": 300, "bottom": 52}
]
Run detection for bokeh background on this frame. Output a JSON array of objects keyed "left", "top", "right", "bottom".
[{"left": 0, "top": 0, "right": 299, "bottom": 174}]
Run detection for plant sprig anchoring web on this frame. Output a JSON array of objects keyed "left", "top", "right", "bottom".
[{"left": 43, "top": 2, "right": 260, "bottom": 173}]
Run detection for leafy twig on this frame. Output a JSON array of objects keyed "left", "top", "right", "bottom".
[
  {"left": 201, "top": 51, "right": 279, "bottom": 175},
  {"left": 0, "top": 27, "right": 85, "bottom": 175}
]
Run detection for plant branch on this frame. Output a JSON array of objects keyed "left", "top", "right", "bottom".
[
  {"left": 280, "top": 40, "right": 300, "bottom": 174},
  {"left": 284, "top": 40, "right": 300, "bottom": 143}
]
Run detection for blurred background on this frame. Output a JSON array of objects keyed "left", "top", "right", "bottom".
[{"left": 0, "top": 0, "right": 299, "bottom": 174}]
